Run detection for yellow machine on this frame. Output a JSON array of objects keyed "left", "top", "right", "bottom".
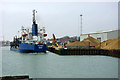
[{"left": 52, "top": 34, "right": 58, "bottom": 47}]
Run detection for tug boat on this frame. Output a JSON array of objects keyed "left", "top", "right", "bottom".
[{"left": 10, "top": 10, "right": 47, "bottom": 53}]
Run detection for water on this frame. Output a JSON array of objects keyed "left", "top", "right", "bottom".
[{"left": 1, "top": 46, "right": 118, "bottom": 78}]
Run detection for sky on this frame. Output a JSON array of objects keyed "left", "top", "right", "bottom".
[{"left": 0, "top": 0, "right": 119, "bottom": 41}]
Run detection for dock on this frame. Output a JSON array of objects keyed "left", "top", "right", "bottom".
[
  {"left": 0, "top": 75, "right": 29, "bottom": 80},
  {"left": 48, "top": 47, "right": 120, "bottom": 58}
]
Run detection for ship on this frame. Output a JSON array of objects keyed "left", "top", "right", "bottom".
[{"left": 10, "top": 10, "right": 47, "bottom": 53}]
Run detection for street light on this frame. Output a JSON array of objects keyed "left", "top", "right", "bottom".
[{"left": 80, "top": 14, "right": 83, "bottom": 41}]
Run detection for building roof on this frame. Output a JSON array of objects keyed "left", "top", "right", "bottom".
[{"left": 81, "top": 29, "right": 119, "bottom": 36}]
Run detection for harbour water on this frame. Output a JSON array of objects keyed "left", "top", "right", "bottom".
[{"left": 1, "top": 46, "right": 118, "bottom": 78}]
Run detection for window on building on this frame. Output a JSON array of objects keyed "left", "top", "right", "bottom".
[{"left": 97, "top": 37, "right": 101, "bottom": 42}]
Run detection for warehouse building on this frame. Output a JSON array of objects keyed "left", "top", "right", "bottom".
[{"left": 80, "top": 29, "right": 120, "bottom": 42}]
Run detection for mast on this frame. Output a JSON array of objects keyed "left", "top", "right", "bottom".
[
  {"left": 33, "top": 10, "right": 37, "bottom": 24},
  {"left": 32, "top": 9, "right": 38, "bottom": 37}
]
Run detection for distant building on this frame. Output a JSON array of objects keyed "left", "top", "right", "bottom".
[
  {"left": 47, "top": 36, "right": 78, "bottom": 46},
  {"left": 80, "top": 29, "right": 120, "bottom": 42},
  {"left": 59, "top": 36, "right": 77, "bottom": 44},
  {"left": 0, "top": 41, "right": 10, "bottom": 46}
]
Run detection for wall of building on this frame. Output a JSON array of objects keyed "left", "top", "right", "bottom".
[
  {"left": 80, "top": 32, "right": 107, "bottom": 42},
  {"left": 108, "top": 30, "right": 119, "bottom": 40},
  {"left": 80, "top": 35, "right": 88, "bottom": 41},
  {"left": 91, "top": 33, "right": 108, "bottom": 42},
  {"left": 80, "top": 30, "right": 119, "bottom": 42}
]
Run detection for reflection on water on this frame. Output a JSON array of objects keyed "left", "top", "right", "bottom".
[{"left": 1, "top": 46, "right": 118, "bottom": 78}]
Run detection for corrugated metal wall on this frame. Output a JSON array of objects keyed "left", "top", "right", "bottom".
[
  {"left": 80, "top": 30, "right": 119, "bottom": 42},
  {"left": 108, "top": 30, "right": 119, "bottom": 40}
]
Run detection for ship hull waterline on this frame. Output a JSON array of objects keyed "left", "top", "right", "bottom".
[{"left": 10, "top": 43, "right": 47, "bottom": 53}]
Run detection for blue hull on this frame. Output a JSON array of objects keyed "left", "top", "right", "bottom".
[{"left": 10, "top": 43, "right": 47, "bottom": 53}]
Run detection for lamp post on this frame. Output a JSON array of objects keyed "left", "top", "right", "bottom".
[{"left": 80, "top": 14, "right": 83, "bottom": 41}]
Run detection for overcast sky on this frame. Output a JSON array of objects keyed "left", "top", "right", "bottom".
[{"left": 0, "top": 1, "right": 118, "bottom": 41}]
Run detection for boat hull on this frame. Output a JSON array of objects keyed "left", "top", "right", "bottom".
[{"left": 10, "top": 43, "right": 47, "bottom": 53}]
